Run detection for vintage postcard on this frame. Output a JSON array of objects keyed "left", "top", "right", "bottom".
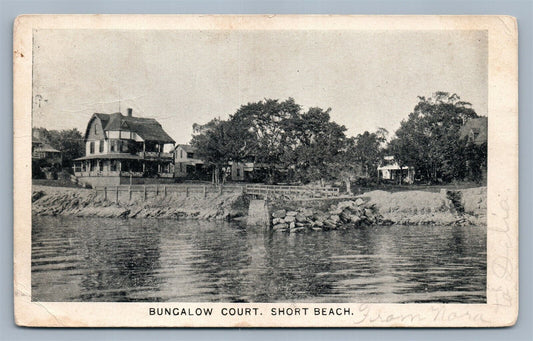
[{"left": 14, "top": 15, "right": 518, "bottom": 327}]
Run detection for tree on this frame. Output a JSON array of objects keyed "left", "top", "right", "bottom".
[
  {"left": 191, "top": 118, "right": 252, "bottom": 185},
  {"left": 389, "top": 92, "right": 479, "bottom": 183},
  {"left": 352, "top": 129, "right": 388, "bottom": 180},
  {"left": 191, "top": 98, "right": 350, "bottom": 185},
  {"left": 281, "top": 107, "right": 348, "bottom": 184},
  {"left": 231, "top": 98, "right": 301, "bottom": 182}
]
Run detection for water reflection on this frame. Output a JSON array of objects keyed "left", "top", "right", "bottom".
[{"left": 32, "top": 216, "right": 486, "bottom": 303}]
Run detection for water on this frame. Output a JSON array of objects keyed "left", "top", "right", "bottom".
[{"left": 32, "top": 215, "right": 486, "bottom": 303}]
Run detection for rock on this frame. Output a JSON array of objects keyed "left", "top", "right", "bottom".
[
  {"left": 286, "top": 211, "right": 298, "bottom": 217},
  {"left": 292, "top": 227, "right": 305, "bottom": 233},
  {"left": 272, "top": 218, "right": 284, "bottom": 225},
  {"left": 364, "top": 208, "right": 373, "bottom": 217},
  {"left": 284, "top": 216, "right": 296, "bottom": 223},
  {"left": 272, "top": 209, "right": 287, "bottom": 218},
  {"left": 312, "top": 227, "right": 323, "bottom": 232},
  {"left": 273, "top": 223, "right": 288, "bottom": 230},
  {"left": 295, "top": 222, "right": 307, "bottom": 227},
  {"left": 302, "top": 208, "right": 314, "bottom": 217},
  {"left": 314, "top": 221, "right": 324, "bottom": 227},
  {"left": 355, "top": 198, "right": 365, "bottom": 206},
  {"left": 340, "top": 209, "right": 354, "bottom": 223},
  {"left": 32, "top": 191, "right": 45, "bottom": 202},
  {"left": 330, "top": 208, "right": 343, "bottom": 215},
  {"left": 323, "top": 220, "right": 336, "bottom": 228},
  {"left": 337, "top": 201, "right": 356, "bottom": 210},
  {"left": 289, "top": 222, "right": 296, "bottom": 229},
  {"left": 313, "top": 213, "right": 327, "bottom": 222},
  {"left": 329, "top": 214, "right": 340, "bottom": 223},
  {"left": 295, "top": 213, "right": 307, "bottom": 222}
]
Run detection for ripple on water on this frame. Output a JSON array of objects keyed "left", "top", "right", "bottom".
[{"left": 31, "top": 215, "right": 486, "bottom": 303}]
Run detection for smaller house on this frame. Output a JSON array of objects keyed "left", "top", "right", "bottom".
[
  {"left": 459, "top": 117, "right": 488, "bottom": 145},
  {"left": 32, "top": 129, "right": 62, "bottom": 180},
  {"left": 377, "top": 156, "right": 415, "bottom": 184},
  {"left": 174, "top": 144, "right": 205, "bottom": 178},
  {"left": 229, "top": 161, "right": 255, "bottom": 181},
  {"left": 32, "top": 130, "right": 62, "bottom": 165}
]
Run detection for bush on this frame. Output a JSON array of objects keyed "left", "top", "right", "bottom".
[{"left": 446, "top": 190, "right": 465, "bottom": 215}]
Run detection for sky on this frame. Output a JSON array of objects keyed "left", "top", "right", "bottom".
[{"left": 32, "top": 29, "right": 488, "bottom": 144}]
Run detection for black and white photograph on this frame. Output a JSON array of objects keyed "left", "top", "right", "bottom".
[{"left": 14, "top": 15, "right": 518, "bottom": 327}]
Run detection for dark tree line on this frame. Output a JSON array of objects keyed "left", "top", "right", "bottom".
[
  {"left": 191, "top": 93, "right": 487, "bottom": 186},
  {"left": 191, "top": 98, "right": 386, "bottom": 186}
]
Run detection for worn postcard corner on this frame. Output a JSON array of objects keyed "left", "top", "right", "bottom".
[{"left": 14, "top": 15, "right": 518, "bottom": 328}]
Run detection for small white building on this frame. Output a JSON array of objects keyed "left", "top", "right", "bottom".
[{"left": 378, "top": 156, "right": 415, "bottom": 184}]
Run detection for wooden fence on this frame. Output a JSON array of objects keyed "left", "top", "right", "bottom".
[
  {"left": 244, "top": 184, "right": 339, "bottom": 199},
  {"left": 94, "top": 183, "right": 340, "bottom": 203},
  {"left": 94, "top": 184, "right": 243, "bottom": 203}
]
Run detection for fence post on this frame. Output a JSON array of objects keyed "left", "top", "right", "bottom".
[
  {"left": 116, "top": 186, "right": 119, "bottom": 203},
  {"left": 144, "top": 185, "right": 147, "bottom": 200},
  {"left": 156, "top": 185, "right": 159, "bottom": 196},
  {"left": 203, "top": 185, "right": 206, "bottom": 198},
  {"left": 186, "top": 186, "right": 189, "bottom": 198},
  {"left": 129, "top": 185, "right": 132, "bottom": 201},
  {"left": 104, "top": 186, "right": 107, "bottom": 201},
  {"left": 219, "top": 185, "right": 223, "bottom": 195},
  {"left": 164, "top": 185, "right": 167, "bottom": 198}
]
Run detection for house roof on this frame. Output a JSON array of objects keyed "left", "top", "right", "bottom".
[
  {"left": 175, "top": 144, "right": 196, "bottom": 153},
  {"left": 85, "top": 112, "right": 175, "bottom": 144},
  {"left": 459, "top": 117, "right": 487, "bottom": 145},
  {"left": 74, "top": 154, "right": 142, "bottom": 161},
  {"left": 377, "top": 163, "right": 413, "bottom": 171},
  {"left": 34, "top": 144, "right": 61, "bottom": 153}
]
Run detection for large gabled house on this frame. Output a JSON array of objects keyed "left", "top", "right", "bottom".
[{"left": 73, "top": 108, "right": 175, "bottom": 187}]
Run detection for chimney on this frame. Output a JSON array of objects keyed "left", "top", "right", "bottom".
[{"left": 127, "top": 108, "right": 133, "bottom": 117}]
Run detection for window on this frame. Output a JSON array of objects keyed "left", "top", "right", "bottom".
[
  {"left": 187, "top": 152, "right": 194, "bottom": 159},
  {"left": 94, "top": 124, "right": 97, "bottom": 135},
  {"left": 90, "top": 141, "right": 95, "bottom": 154},
  {"left": 99, "top": 161, "right": 103, "bottom": 172},
  {"left": 99, "top": 140, "right": 104, "bottom": 153},
  {"left": 110, "top": 140, "right": 117, "bottom": 152},
  {"left": 110, "top": 161, "right": 117, "bottom": 172},
  {"left": 236, "top": 168, "right": 241, "bottom": 177},
  {"left": 180, "top": 150, "right": 183, "bottom": 158}
]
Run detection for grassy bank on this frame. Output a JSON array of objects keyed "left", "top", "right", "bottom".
[{"left": 362, "top": 187, "right": 486, "bottom": 226}]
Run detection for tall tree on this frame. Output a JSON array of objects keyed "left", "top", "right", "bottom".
[
  {"left": 353, "top": 129, "right": 388, "bottom": 179},
  {"left": 389, "top": 92, "right": 479, "bottom": 183}
]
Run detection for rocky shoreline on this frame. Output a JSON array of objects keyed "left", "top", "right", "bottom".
[
  {"left": 32, "top": 185, "right": 486, "bottom": 228},
  {"left": 32, "top": 185, "right": 248, "bottom": 220},
  {"left": 270, "top": 198, "right": 383, "bottom": 233},
  {"left": 268, "top": 187, "right": 487, "bottom": 232}
]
